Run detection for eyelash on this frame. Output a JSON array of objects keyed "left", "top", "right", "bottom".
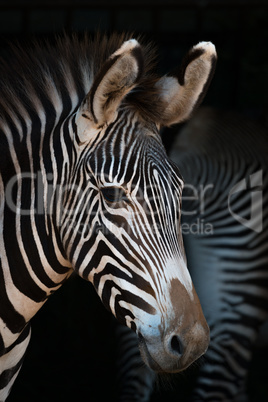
[{"left": 100, "top": 186, "right": 130, "bottom": 204}]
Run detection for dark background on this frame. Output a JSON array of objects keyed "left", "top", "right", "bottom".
[{"left": 1, "top": 1, "right": 267, "bottom": 401}]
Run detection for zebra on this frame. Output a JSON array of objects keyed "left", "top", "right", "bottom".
[
  {"left": 0, "top": 34, "right": 216, "bottom": 400},
  {"left": 171, "top": 107, "right": 268, "bottom": 401},
  {"left": 114, "top": 107, "right": 268, "bottom": 401}
]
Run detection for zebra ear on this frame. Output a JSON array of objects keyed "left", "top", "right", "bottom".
[
  {"left": 157, "top": 42, "right": 217, "bottom": 126},
  {"left": 76, "top": 39, "right": 143, "bottom": 143}
]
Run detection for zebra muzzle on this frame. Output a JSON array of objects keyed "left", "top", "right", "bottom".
[{"left": 137, "top": 280, "right": 210, "bottom": 373}]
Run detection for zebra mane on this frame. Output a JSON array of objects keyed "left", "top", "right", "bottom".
[{"left": 0, "top": 33, "right": 162, "bottom": 127}]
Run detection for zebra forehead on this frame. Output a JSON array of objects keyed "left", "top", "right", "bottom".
[
  {"left": 91, "top": 131, "right": 181, "bottom": 182},
  {"left": 95, "top": 156, "right": 182, "bottom": 195}
]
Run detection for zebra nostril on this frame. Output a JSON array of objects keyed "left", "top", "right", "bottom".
[{"left": 170, "top": 334, "right": 184, "bottom": 356}]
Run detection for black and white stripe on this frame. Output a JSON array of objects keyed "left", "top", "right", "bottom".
[
  {"left": 174, "top": 107, "right": 268, "bottom": 401},
  {"left": 114, "top": 107, "right": 268, "bottom": 401}
]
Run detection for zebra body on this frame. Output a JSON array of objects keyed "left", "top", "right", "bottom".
[
  {"left": 0, "top": 35, "right": 216, "bottom": 400},
  {"left": 171, "top": 107, "right": 268, "bottom": 401},
  {"left": 115, "top": 107, "right": 268, "bottom": 401}
]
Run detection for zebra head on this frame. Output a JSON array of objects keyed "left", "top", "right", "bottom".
[{"left": 62, "top": 38, "right": 216, "bottom": 373}]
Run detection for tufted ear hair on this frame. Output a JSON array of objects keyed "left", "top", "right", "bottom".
[
  {"left": 76, "top": 39, "right": 143, "bottom": 143},
  {"left": 157, "top": 42, "right": 217, "bottom": 127}
]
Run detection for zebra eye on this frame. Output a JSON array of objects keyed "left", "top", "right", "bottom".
[{"left": 101, "top": 187, "right": 129, "bottom": 204}]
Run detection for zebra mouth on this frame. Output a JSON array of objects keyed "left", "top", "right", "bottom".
[{"left": 138, "top": 333, "right": 163, "bottom": 372}]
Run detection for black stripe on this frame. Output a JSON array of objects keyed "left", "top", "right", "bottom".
[
  {"left": 0, "top": 327, "right": 30, "bottom": 392},
  {"left": 0, "top": 334, "right": 5, "bottom": 358},
  {"left": 0, "top": 261, "right": 26, "bottom": 334},
  {"left": 4, "top": 324, "right": 31, "bottom": 355},
  {"left": 3, "top": 208, "right": 47, "bottom": 303},
  {"left": 0, "top": 360, "right": 22, "bottom": 390}
]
